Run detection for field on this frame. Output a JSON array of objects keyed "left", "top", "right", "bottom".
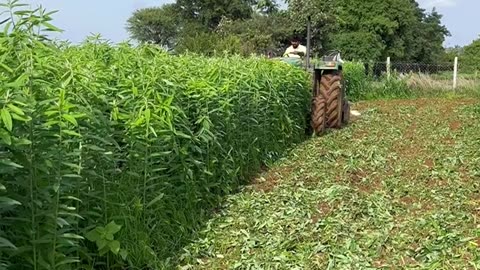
[
  {"left": 178, "top": 97, "right": 480, "bottom": 269},
  {"left": 2, "top": 5, "right": 480, "bottom": 270},
  {"left": 1, "top": 10, "right": 312, "bottom": 269}
]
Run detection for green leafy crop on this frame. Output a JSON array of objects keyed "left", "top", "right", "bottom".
[{"left": 0, "top": 1, "right": 311, "bottom": 269}]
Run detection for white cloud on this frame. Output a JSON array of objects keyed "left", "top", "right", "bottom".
[{"left": 418, "top": 0, "right": 458, "bottom": 8}]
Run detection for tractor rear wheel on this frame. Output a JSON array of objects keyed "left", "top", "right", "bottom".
[
  {"left": 320, "top": 72, "right": 344, "bottom": 128},
  {"left": 311, "top": 96, "right": 326, "bottom": 135}
]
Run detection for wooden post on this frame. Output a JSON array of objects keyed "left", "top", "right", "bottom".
[
  {"left": 453, "top": 57, "right": 458, "bottom": 89},
  {"left": 386, "top": 57, "right": 391, "bottom": 79}
]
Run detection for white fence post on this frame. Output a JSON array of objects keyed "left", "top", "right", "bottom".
[
  {"left": 387, "top": 57, "right": 391, "bottom": 79},
  {"left": 453, "top": 57, "right": 458, "bottom": 89}
]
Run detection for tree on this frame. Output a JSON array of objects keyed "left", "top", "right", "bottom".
[
  {"left": 215, "top": 12, "right": 294, "bottom": 56},
  {"left": 125, "top": 0, "right": 450, "bottom": 62},
  {"left": 126, "top": 0, "right": 261, "bottom": 52},
  {"left": 255, "top": 0, "right": 279, "bottom": 15},
  {"left": 176, "top": 0, "right": 256, "bottom": 29},
  {"left": 407, "top": 8, "right": 450, "bottom": 63},
  {"left": 460, "top": 37, "right": 480, "bottom": 72},
  {"left": 286, "top": 0, "right": 334, "bottom": 54},
  {"left": 126, "top": 4, "right": 180, "bottom": 48},
  {"left": 321, "top": 0, "right": 449, "bottom": 62}
]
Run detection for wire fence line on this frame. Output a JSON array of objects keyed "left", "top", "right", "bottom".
[
  {"left": 354, "top": 57, "right": 480, "bottom": 90},
  {"left": 364, "top": 61, "right": 455, "bottom": 77},
  {"left": 360, "top": 57, "right": 480, "bottom": 89}
]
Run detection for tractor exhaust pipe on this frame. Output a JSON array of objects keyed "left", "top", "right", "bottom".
[{"left": 306, "top": 16, "right": 311, "bottom": 70}]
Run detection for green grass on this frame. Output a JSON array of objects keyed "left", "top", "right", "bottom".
[{"left": 177, "top": 97, "right": 480, "bottom": 269}]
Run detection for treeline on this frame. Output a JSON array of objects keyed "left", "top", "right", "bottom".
[
  {"left": 443, "top": 37, "right": 480, "bottom": 72},
  {"left": 127, "top": 0, "right": 450, "bottom": 63}
]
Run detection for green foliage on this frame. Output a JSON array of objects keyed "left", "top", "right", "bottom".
[
  {"left": 343, "top": 61, "right": 370, "bottom": 101},
  {"left": 343, "top": 61, "right": 411, "bottom": 101},
  {"left": 285, "top": 0, "right": 334, "bottom": 54},
  {"left": 460, "top": 37, "right": 480, "bottom": 72},
  {"left": 215, "top": 12, "right": 294, "bottom": 56},
  {"left": 330, "top": 32, "right": 385, "bottom": 62},
  {"left": 411, "top": 8, "right": 450, "bottom": 63},
  {"left": 85, "top": 221, "right": 126, "bottom": 258},
  {"left": 176, "top": 0, "right": 255, "bottom": 29},
  {"left": 177, "top": 97, "right": 480, "bottom": 269},
  {"left": 371, "top": 76, "right": 412, "bottom": 99},
  {"left": 317, "top": 0, "right": 450, "bottom": 62},
  {"left": 0, "top": 3, "right": 311, "bottom": 269},
  {"left": 126, "top": 0, "right": 450, "bottom": 63},
  {"left": 126, "top": 4, "right": 180, "bottom": 48}
]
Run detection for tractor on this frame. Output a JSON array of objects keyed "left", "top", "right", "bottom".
[
  {"left": 275, "top": 19, "right": 351, "bottom": 136},
  {"left": 310, "top": 50, "right": 350, "bottom": 135}
]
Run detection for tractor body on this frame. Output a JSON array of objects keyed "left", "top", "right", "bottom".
[
  {"left": 310, "top": 50, "right": 350, "bottom": 134},
  {"left": 275, "top": 50, "right": 350, "bottom": 135},
  {"left": 274, "top": 16, "right": 351, "bottom": 136}
]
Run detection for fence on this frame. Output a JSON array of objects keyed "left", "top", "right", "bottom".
[{"left": 364, "top": 57, "right": 479, "bottom": 90}]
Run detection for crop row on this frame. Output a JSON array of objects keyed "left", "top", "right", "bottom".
[{"left": 0, "top": 17, "right": 311, "bottom": 269}]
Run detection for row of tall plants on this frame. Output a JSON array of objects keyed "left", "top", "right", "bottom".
[{"left": 0, "top": 2, "right": 311, "bottom": 269}]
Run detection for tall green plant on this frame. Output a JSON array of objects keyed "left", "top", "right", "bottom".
[{"left": 0, "top": 2, "right": 311, "bottom": 269}]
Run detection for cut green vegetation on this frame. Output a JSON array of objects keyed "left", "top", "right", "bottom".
[{"left": 178, "top": 98, "right": 480, "bottom": 269}]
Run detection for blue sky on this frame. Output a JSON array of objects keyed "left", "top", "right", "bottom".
[{"left": 25, "top": 0, "right": 479, "bottom": 47}]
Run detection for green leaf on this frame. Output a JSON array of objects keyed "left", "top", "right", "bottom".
[
  {"left": 1, "top": 108, "right": 13, "bottom": 131},
  {"left": 41, "top": 21, "right": 63, "bottom": 32},
  {"left": 0, "top": 128, "right": 11, "bottom": 145},
  {"left": 174, "top": 131, "right": 192, "bottom": 139},
  {"left": 109, "top": 240, "right": 121, "bottom": 255},
  {"left": 62, "top": 174, "right": 82, "bottom": 179},
  {"left": 145, "top": 108, "right": 151, "bottom": 124},
  {"left": 61, "top": 195, "right": 82, "bottom": 202},
  {"left": 55, "top": 258, "right": 80, "bottom": 267},
  {"left": 13, "top": 138, "right": 32, "bottom": 146},
  {"left": 0, "top": 63, "right": 13, "bottom": 73},
  {"left": 11, "top": 113, "right": 30, "bottom": 122},
  {"left": 58, "top": 211, "right": 84, "bottom": 219},
  {"left": 147, "top": 193, "right": 165, "bottom": 208},
  {"left": 61, "top": 130, "right": 82, "bottom": 137},
  {"left": 105, "top": 233, "right": 114, "bottom": 241},
  {"left": 133, "top": 116, "right": 144, "bottom": 127},
  {"left": 97, "top": 239, "right": 108, "bottom": 250},
  {"left": 119, "top": 249, "right": 128, "bottom": 260},
  {"left": 62, "top": 162, "right": 82, "bottom": 171},
  {"left": 63, "top": 114, "right": 78, "bottom": 126},
  {"left": 95, "top": 226, "right": 106, "bottom": 235},
  {"left": 45, "top": 110, "right": 59, "bottom": 117},
  {"left": 53, "top": 183, "right": 60, "bottom": 193},
  {"left": 0, "top": 159, "right": 23, "bottom": 168},
  {"left": 85, "top": 229, "right": 100, "bottom": 242},
  {"left": 7, "top": 104, "right": 24, "bottom": 116},
  {"left": 61, "top": 233, "right": 84, "bottom": 240},
  {"left": 0, "top": 237, "right": 16, "bottom": 249},
  {"left": 0, "top": 159, "right": 23, "bottom": 169},
  {"left": 56, "top": 217, "right": 70, "bottom": 228},
  {"left": 105, "top": 221, "right": 122, "bottom": 235},
  {"left": 0, "top": 183, "right": 5, "bottom": 191},
  {"left": 0, "top": 196, "right": 21, "bottom": 206},
  {"left": 99, "top": 245, "right": 110, "bottom": 256}
]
